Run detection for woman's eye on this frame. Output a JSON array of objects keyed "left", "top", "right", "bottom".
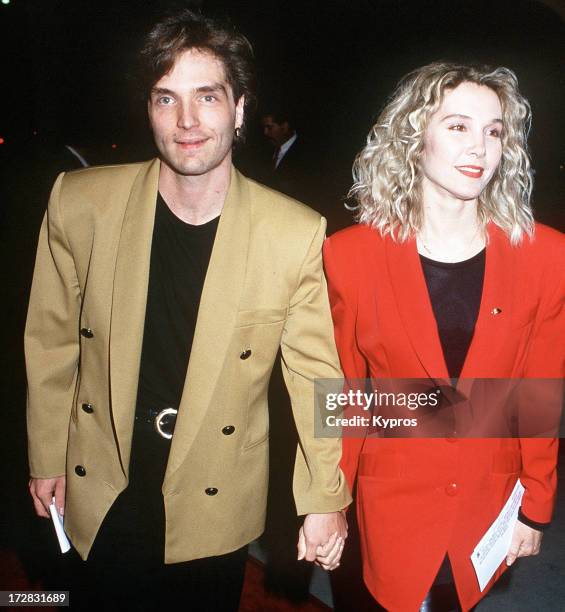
[
  {"left": 448, "top": 124, "right": 466, "bottom": 132},
  {"left": 488, "top": 128, "right": 502, "bottom": 137}
]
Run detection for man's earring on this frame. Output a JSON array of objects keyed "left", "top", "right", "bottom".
[{"left": 235, "top": 127, "right": 241, "bottom": 138}]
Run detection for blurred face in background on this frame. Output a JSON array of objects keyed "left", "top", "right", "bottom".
[
  {"left": 421, "top": 81, "right": 503, "bottom": 205},
  {"left": 261, "top": 115, "right": 293, "bottom": 147}
]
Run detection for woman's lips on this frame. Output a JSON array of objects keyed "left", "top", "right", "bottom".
[{"left": 456, "top": 165, "right": 484, "bottom": 179}]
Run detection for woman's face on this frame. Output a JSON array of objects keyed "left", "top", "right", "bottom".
[{"left": 421, "top": 81, "right": 503, "bottom": 204}]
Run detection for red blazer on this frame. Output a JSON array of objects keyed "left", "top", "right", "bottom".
[{"left": 323, "top": 222, "right": 563, "bottom": 611}]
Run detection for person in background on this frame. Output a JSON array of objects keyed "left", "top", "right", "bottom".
[
  {"left": 261, "top": 108, "right": 315, "bottom": 202},
  {"left": 324, "top": 62, "right": 563, "bottom": 611}
]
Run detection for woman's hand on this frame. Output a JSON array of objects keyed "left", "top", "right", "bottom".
[
  {"left": 297, "top": 510, "right": 348, "bottom": 570},
  {"left": 506, "top": 520, "right": 543, "bottom": 566}
]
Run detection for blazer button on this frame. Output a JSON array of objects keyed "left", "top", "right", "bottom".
[
  {"left": 205, "top": 487, "right": 218, "bottom": 496},
  {"left": 222, "top": 425, "right": 235, "bottom": 435},
  {"left": 75, "top": 465, "right": 86, "bottom": 477},
  {"left": 82, "top": 403, "right": 94, "bottom": 414},
  {"left": 240, "top": 349, "right": 252, "bottom": 360},
  {"left": 445, "top": 483, "right": 458, "bottom": 497},
  {"left": 80, "top": 328, "right": 94, "bottom": 338}
]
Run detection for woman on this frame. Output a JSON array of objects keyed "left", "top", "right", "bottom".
[{"left": 323, "top": 63, "right": 563, "bottom": 611}]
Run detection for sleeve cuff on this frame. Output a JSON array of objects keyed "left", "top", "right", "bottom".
[{"left": 518, "top": 508, "right": 551, "bottom": 531}]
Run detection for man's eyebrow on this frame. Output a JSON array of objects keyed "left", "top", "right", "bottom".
[
  {"left": 151, "top": 87, "right": 175, "bottom": 96},
  {"left": 195, "top": 83, "right": 227, "bottom": 94},
  {"left": 441, "top": 113, "right": 503, "bottom": 123},
  {"left": 150, "top": 84, "right": 228, "bottom": 96}
]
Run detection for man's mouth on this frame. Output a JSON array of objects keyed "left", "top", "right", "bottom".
[
  {"left": 455, "top": 165, "right": 484, "bottom": 179},
  {"left": 175, "top": 137, "right": 208, "bottom": 149}
]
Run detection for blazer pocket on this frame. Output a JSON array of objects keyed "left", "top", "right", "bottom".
[
  {"left": 491, "top": 450, "right": 522, "bottom": 474},
  {"left": 235, "top": 307, "right": 287, "bottom": 328},
  {"left": 243, "top": 400, "right": 270, "bottom": 450},
  {"left": 243, "top": 430, "right": 269, "bottom": 450},
  {"left": 358, "top": 451, "right": 402, "bottom": 480}
]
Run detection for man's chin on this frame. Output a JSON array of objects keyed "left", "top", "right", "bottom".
[{"left": 161, "top": 157, "right": 210, "bottom": 177}]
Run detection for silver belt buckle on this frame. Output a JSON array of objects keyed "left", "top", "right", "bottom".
[{"left": 154, "top": 407, "right": 178, "bottom": 439}]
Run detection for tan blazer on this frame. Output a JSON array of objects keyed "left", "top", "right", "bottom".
[{"left": 25, "top": 159, "right": 351, "bottom": 562}]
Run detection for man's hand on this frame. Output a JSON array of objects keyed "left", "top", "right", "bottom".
[
  {"left": 297, "top": 511, "right": 348, "bottom": 570},
  {"left": 506, "top": 520, "right": 543, "bottom": 566},
  {"left": 29, "top": 476, "right": 66, "bottom": 518}
]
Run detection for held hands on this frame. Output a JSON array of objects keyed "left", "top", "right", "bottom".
[
  {"left": 297, "top": 511, "right": 348, "bottom": 571},
  {"left": 506, "top": 520, "right": 543, "bottom": 566},
  {"left": 29, "top": 476, "right": 66, "bottom": 518}
]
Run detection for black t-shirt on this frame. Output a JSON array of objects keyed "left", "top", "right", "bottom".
[
  {"left": 420, "top": 248, "right": 485, "bottom": 379},
  {"left": 136, "top": 193, "right": 219, "bottom": 415}
]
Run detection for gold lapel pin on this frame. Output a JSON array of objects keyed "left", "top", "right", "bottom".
[{"left": 491, "top": 307, "right": 502, "bottom": 315}]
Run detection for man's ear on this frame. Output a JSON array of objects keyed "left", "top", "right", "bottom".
[{"left": 235, "top": 95, "right": 245, "bottom": 130}]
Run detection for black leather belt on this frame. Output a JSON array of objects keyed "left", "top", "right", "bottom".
[{"left": 136, "top": 407, "right": 178, "bottom": 439}]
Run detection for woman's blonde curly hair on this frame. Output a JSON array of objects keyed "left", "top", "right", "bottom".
[{"left": 349, "top": 62, "right": 534, "bottom": 244}]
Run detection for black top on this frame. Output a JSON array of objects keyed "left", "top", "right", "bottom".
[
  {"left": 91, "top": 196, "right": 219, "bottom": 563},
  {"left": 420, "top": 247, "right": 548, "bottom": 531},
  {"left": 420, "top": 248, "right": 485, "bottom": 379},
  {"left": 136, "top": 193, "right": 219, "bottom": 416}
]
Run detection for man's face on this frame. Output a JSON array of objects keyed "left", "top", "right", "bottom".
[
  {"left": 261, "top": 115, "right": 292, "bottom": 147},
  {"left": 148, "top": 49, "right": 244, "bottom": 177}
]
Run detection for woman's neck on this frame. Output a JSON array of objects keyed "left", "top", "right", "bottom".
[{"left": 417, "top": 186, "right": 485, "bottom": 263}]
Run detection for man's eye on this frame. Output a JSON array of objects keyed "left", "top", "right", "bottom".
[
  {"left": 448, "top": 124, "right": 466, "bottom": 132},
  {"left": 202, "top": 95, "right": 217, "bottom": 103},
  {"left": 158, "top": 96, "right": 174, "bottom": 105}
]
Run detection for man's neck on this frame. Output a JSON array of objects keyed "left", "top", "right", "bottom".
[{"left": 158, "top": 159, "right": 232, "bottom": 225}]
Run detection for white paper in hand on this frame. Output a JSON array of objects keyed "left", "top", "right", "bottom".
[
  {"left": 49, "top": 497, "right": 71, "bottom": 553},
  {"left": 471, "top": 479, "right": 525, "bottom": 591}
]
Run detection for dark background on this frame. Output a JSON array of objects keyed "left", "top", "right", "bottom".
[
  {"left": 1, "top": 0, "right": 564, "bottom": 222},
  {"left": 0, "top": 0, "right": 563, "bottom": 605}
]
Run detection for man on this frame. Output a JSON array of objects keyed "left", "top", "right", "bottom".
[
  {"left": 261, "top": 108, "right": 314, "bottom": 203},
  {"left": 262, "top": 109, "right": 297, "bottom": 168},
  {"left": 25, "top": 10, "right": 350, "bottom": 611}
]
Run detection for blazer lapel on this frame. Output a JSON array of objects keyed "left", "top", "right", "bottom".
[
  {"left": 165, "top": 168, "right": 251, "bottom": 479},
  {"left": 459, "top": 224, "right": 515, "bottom": 378},
  {"left": 109, "top": 159, "right": 160, "bottom": 474},
  {"left": 386, "top": 236, "right": 450, "bottom": 380}
]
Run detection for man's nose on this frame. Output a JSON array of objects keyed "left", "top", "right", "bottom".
[{"left": 177, "top": 101, "right": 199, "bottom": 129}]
